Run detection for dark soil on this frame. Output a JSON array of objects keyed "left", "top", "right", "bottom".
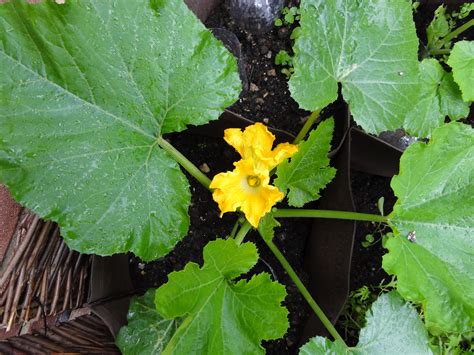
[
  {"left": 349, "top": 172, "right": 396, "bottom": 291},
  {"left": 129, "top": 1, "right": 472, "bottom": 353},
  {"left": 206, "top": 1, "right": 306, "bottom": 136}
]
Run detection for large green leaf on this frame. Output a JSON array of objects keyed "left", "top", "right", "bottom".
[
  {"left": 404, "top": 59, "right": 469, "bottom": 137},
  {"left": 0, "top": 0, "right": 241, "bottom": 260},
  {"left": 384, "top": 122, "right": 474, "bottom": 334},
  {"left": 289, "top": 0, "right": 420, "bottom": 134},
  {"left": 447, "top": 40, "right": 474, "bottom": 102},
  {"left": 155, "top": 239, "right": 289, "bottom": 354},
  {"left": 299, "top": 292, "right": 432, "bottom": 354},
  {"left": 116, "top": 289, "right": 180, "bottom": 355},
  {"left": 275, "top": 118, "right": 336, "bottom": 207}
]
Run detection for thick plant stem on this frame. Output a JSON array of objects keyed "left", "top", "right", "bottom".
[
  {"left": 432, "top": 18, "right": 474, "bottom": 50},
  {"left": 273, "top": 208, "right": 387, "bottom": 223},
  {"left": 157, "top": 137, "right": 212, "bottom": 190},
  {"left": 260, "top": 232, "right": 348, "bottom": 347},
  {"left": 293, "top": 110, "right": 321, "bottom": 144},
  {"left": 234, "top": 221, "right": 253, "bottom": 245}
]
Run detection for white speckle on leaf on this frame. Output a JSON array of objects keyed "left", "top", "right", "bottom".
[{"left": 407, "top": 231, "right": 416, "bottom": 243}]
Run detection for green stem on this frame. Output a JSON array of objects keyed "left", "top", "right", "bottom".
[
  {"left": 230, "top": 216, "right": 246, "bottom": 239},
  {"left": 234, "top": 221, "right": 253, "bottom": 245},
  {"left": 429, "top": 48, "right": 451, "bottom": 56},
  {"left": 432, "top": 18, "right": 474, "bottom": 50},
  {"left": 157, "top": 137, "right": 211, "bottom": 190},
  {"left": 230, "top": 220, "right": 241, "bottom": 239},
  {"left": 273, "top": 208, "right": 387, "bottom": 223},
  {"left": 260, "top": 232, "right": 348, "bottom": 346},
  {"left": 293, "top": 110, "right": 321, "bottom": 144}
]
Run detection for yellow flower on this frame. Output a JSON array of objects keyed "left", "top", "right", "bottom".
[
  {"left": 210, "top": 159, "right": 284, "bottom": 227},
  {"left": 210, "top": 123, "right": 298, "bottom": 227},
  {"left": 224, "top": 122, "right": 298, "bottom": 170}
]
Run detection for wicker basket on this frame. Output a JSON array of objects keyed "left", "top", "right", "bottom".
[{"left": 0, "top": 186, "right": 132, "bottom": 353}]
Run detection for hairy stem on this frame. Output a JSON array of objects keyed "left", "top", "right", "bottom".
[
  {"left": 273, "top": 208, "right": 387, "bottom": 223},
  {"left": 157, "top": 137, "right": 211, "bottom": 190},
  {"left": 259, "top": 231, "right": 348, "bottom": 346},
  {"left": 234, "top": 221, "right": 253, "bottom": 245},
  {"left": 432, "top": 18, "right": 474, "bottom": 50},
  {"left": 293, "top": 110, "right": 321, "bottom": 144}
]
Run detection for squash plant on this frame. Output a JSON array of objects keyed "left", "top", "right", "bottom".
[{"left": 0, "top": 0, "right": 472, "bottom": 353}]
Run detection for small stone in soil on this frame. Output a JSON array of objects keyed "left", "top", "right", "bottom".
[
  {"left": 199, "top": 163, "right": 210, "bottom": 173},
  {"left": 267, "top": 69, "right": 277, "bottom": 76},
  {"left": 265, "top": 51, "right": 272, "bottom": 59},
  {"left": 250, "top": 83, "right": 259, "bottom": 92},
  {"left": 278, "top": 27, "right": 289, "bottom": 39},
  {"left": 256, "top": 98, "right": 264, "bottom": 105},
  {"left": 138, "top": 263, "right": 145, "bottom": 270},
  {"left": 263, "top": 118, "right": 269, "bottom": 124}
]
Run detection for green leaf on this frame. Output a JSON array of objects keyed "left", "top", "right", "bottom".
[
  {"left": 275, "top": 118, "right": 336, "bottom": 207},
  {"left": 289, "top": 0, "right": 420, "bottom": 134},
  {"left": 116, "top": 289, "right": 180, "bottom": 355},
  {"left": 299, "top": 292, "right": 432, "bottom": 354},
  {"left": 439, "top": 72, "right": 470, "bottom": 120},
  {"left": 258, "top": 213, "right": 280, "bottom": 242},
  {"left": 354, "top": 291, "right": 432, "bottom": 354},
  {"left": 403, "top": 59, "right": 469, "bottom": 137},
  {"left": 299, "top": 336, "right": 347, "bottom": 354},
  {"left": 447, "top": 41, "right": 474, "bottom": 102},
  {"left": 275, "top": 50, "right": 293, "bottom": 66},
  {"left": 155, "top": 239, "right": 289, "bottom": 354},
  {"left": 384, "top": 122, "right": 474, "bottom": 334},
  {"left": 284, "top": 12, "right": 295, "bottom": 24},
  {"left": 456, "top": 3, "right": 474, "bottom": 20},
  {"left": 426, "top": 5, "right": 450, "bottom": 49},
  {"left": 0, "top": 0, "right": 241, "bottom": 261}
]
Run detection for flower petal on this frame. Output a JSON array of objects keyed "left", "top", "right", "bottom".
[
  {"left": 240, "top": 185, "right": 283, "bottom": 227},
  {"left": 210, "top": 169, "right": 247, "bottom": 216},
  {"left": 258, "top": 142, "right": 299, "bottom": 170},
  {"left": 224, "top": 128, "right": 245, "bottom": 157},
  {"left": 224, "top": 123, "right": 276, "bottom": 161},
  {"left": 241, "top": 123, "right": 275, "bottom": 154}
]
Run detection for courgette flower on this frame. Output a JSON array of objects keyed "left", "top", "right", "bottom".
[
  {"left": 210, "top": 123, "right": 298, "bottom": 227},
  {"left": 224, "top": 122, "right": 298, "bottom": 170}
]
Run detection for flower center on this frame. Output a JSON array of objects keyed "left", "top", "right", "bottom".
[{"left": 247, "top": 175, "right": 261, "bottom": 188}]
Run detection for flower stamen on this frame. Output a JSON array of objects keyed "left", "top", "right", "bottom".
[{"left": 247, "top": 175, "right": 261, "bottom": 188}]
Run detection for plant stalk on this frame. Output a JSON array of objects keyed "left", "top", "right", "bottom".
[
  {"left": 259, "top": 232, "right": 348, "bottom": 346},
  {"left": 234, "top": 221, "right": 253, "bottom": 245},
  {"left": 432, "top": 18, "right": 474, "bottom": 50},
  {"left": 293, "top": 110, "right": 321, "bottom": 144},
  {"left": 157, "top": 137, "right": 211, "bottom": 190},
  {"left": 273, "top": 208, "right": 387, "bottom": 223},
  {"left": 230, "top": 220, "right": 241, "bottom": 239},
  {"left": 429, "top": 48, "right": 451, "bottom": 56}
]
